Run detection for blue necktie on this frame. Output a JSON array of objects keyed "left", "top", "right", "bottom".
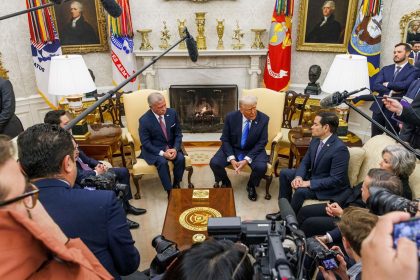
[
  {"left": 393, "top": 66, "right": 401, "bottom": 81},
  {"left": 238, "top": 120, "right": 250, "bottom": 160},
  {"left": 314, "top": 141, "right": 324, "bottom": 166}
]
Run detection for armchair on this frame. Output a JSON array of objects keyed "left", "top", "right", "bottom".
[
  {"left": 123, "top": 89, "right": 194, "bottom": 199},
  {"left": 226, "top": 88, "right": 285, "bottom": 199}
]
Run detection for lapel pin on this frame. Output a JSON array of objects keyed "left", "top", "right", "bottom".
[{"left": 327, "top": 144, "right": 330, "bottom": 147}]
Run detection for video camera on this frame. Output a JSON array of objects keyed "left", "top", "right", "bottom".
[
  {"left": 306, "top": 237, "right": 339, "bottom": 270},
  {"left": 207, "top": 198, "right": 306, "bottom": 280},
  {"left": 367, "top": 186, "right": 419, "bottom": 216},
  {"left": 80, "top": 170, "right": 128, "bottom": 200}
]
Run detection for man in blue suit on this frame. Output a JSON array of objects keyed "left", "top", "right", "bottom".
[
  {"left": 17, "top": 124, "right": 140, "bottom": 279},
  {"left": 354, "top": 43, "right": 419, "bottom": 137},
  {"left": 267, "top": 112, "right": 350, "bottom": 217},
  {"left": 210, "top": 95, "right": 269, "bottom": 201},
  {"left": 139, "top": 92, "right": 185, "bottom": 194},
  {"left": 383, "top": 78, "right": 420, "bottom": 149}
]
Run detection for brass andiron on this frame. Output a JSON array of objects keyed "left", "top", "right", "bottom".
[
  {"left": 137, "top": 29, "right": 153, "bottom": 50},
  {"left": 177, "top": 19, "right": 187, "bottom": 50},
  {"left": 195, "top": 12, "right": 207, "bottom": 50},
  {"left": 232, "top": 21, "right": 244, "bottom": 50},
  {"left": 159, "top": 21, "right": 171, "bottom": 50},
  {"left": 251, "top": 28, "right": 266, "bottom": 49},
  {"left": 216, "top": 19, "right": 225, "bottom": 50}
]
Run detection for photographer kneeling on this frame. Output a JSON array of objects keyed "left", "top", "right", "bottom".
[{"left": 160, "top": 239, "right": 253, "bottom": 280}]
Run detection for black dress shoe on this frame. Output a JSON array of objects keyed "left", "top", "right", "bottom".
[
  {"left": 213, "top": 182, "right": 220, "bottom": 188},
  {"left": 126, "top": 204, "right": 147, "bottom": 216},
  {"left": 173, "top": 183, "right": 180, "bottom": 189},
  {"left": 266, "top": 211, "right": 281, "bottom": 221},
  {"left": 127, "top": 218, "right": 139, "bottom": 229},
  {"left": 247, "top": 186, "right": 257, "bottom": 201}
]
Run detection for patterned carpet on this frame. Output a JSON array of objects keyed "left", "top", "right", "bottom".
[{"left": 185, "top": 147, "right": 219, "bottom": 166}]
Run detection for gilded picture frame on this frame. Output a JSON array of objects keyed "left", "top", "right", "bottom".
[
  {"left": 0, "top": 52, "right": 9, "bottom": 80},
  {"left": 50, "top": 0, "right": 109, "bottom": 54},
  {"left": 400, "top": 10, "right": 420, "bottom": 45},
  {"left": 297, "top": 0, "right": 357, "bottom": 53}
]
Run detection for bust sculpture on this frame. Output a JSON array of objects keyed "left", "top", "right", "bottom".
[{"left": 304, "top": 65, "right": 322, "bottom": 95}]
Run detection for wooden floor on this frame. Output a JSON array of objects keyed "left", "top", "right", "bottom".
[{"left": 126, "top": 165, "right": 280, "bottom": 270}]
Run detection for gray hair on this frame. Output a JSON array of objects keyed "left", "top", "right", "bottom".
[
  {"left": 239, "top": 95, "right": 258, "bottom": 106},
  {"left": 71, "top": 1, "right": 83, "bottom": 12},
  {"left": 147, "top": 92, "right": 165, "bottom": 106},
  {"left": 382, "top": 144, "right": 416, "bottom": 178},
  {"left": 323, "top": 0, "right": 336, "bottom": 10}
]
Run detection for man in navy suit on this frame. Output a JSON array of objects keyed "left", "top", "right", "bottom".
[
  {"left": 383, "top": 79, "right": 420, "bottom": 149},
  {"left": 17, "top": 124, "right": 140, "bottom": 280},
  {"left": 44, "top": 110, "right": 146, "bottom": 229},
  {"left": 139, "top": 92, "right": 185, "bottom": 194},
  {"left": 267, "top": 112, "right": 350, "bottom": 217},
  {"left": 210, "top": 95, "right": 269, "bottom": 201},
  {"left": 354, "top": 43, "right": 419, "bottom": 137},
  {"left": 409, "top": 41, "right": 420, "bottom": 67}
]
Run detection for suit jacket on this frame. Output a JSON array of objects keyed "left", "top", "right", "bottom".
[
  {"left": 219, "top": 110, "right": 269, "bottom": 162},
  {"left": 0, "top": 210, "right": 113, "bottom": 280},
  {"left": 295, "top": 134, "right": 350, "bottom": 201},
  {"left": 139, "top": 108, "right": 183, "bottom": 165},
  {"left": 370, "top": 63, "right": 419, "bottom": 113},
  {"left": 34, "top": 178, "right": 140, "bottom": 279},
  {"left": 0, "top": 78, "right": 22, "bottom": 138},
  {"left": 398, "top": 79, "right": 420, "bottom": 149}
]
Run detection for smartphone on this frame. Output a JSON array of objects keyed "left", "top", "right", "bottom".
[
  {"left": 321, "top": 257, "right": 338, "bottom": 270},
  {"left": 393, "top": 217, "right": 420, "bottom": 258}
]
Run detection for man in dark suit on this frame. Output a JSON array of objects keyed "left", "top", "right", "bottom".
[
  {"left": 409, "top": 41, "right": 420, "bottom": 69},
  {"left": 139, "top": 92, "right": 184, "bottom": 194},
  {"left": 210, "top": 95, "right": 269, "bottom": 201},
  {"left": 267, "top": 112, "right": 350, "bottom": 217},
  {"left": 355, "top": 43, "right": 419, "bottom": 137},
  {"left": 44, "top": 110, "right": 146, "bottom": 229},
  {"left": 0, "top": 77, "right": 23, "bottom": 138},
  {"left": 306, "top": 1, "right": 342, "bottom": 43},
  {"left": 383, "top": 79, "right": 420, "bottom": 149},
  {"left": 17, "top": 124, "right": 140, "bottom": 280}
]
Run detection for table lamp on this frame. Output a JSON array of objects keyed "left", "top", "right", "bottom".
[
  {"left": 48, "top": 55, "right": 96, "bottom": 139},
  {"left": 322, "top": 54, "right": 370, "bottom": 138}
]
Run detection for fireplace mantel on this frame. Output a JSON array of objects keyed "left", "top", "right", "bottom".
[{"left": 134, "top": 49, "right": 267, "bottom": 92}]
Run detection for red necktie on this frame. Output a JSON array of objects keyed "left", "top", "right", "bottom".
[{"left": 159, "top": 116, "right": 168, "bottom": 141}]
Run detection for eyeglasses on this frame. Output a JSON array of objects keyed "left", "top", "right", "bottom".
[
  {"left": 231, "top": 243, "right": 250, "bottom": 280},
  {"left": 0, "top": 181, "right": 39, "bottom": 209}
]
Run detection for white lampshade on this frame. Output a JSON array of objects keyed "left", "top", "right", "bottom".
[
  {"left": 48, "top": 55, "right": 96, "bottom": 96},
  {"left": 322, "top": 54, "right": 370, "bottom": 96}
]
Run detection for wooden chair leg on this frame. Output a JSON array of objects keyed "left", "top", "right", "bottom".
[
  {"left": 274, "top": 158, "right": 280, "bottom": 177},
  {"left": 264, "top": 174, "right": 272, "bottom": 200},
  {"left": 133, "top": 174, "right": 143, "bottom": 199},
  {"left": 186, "top": 166, "right": 194, "bottom": 188}
]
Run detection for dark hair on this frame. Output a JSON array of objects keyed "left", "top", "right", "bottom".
[
  {"left": 394, "top": 42, "right": 412, "bottom": 52},
  {"left": 367, "top": 168, "right": 403, "bottom": 196},
  {"left": 44, "top": 110, "right": 67, "bottom": 126},
  {"left": 163, "top": 239, "right": 253, "bottom": 280},
  {"left": 17, "top": 124, "right": 74, "bottom": 179},
  {"left": 337, "top": 207, "right": 378, "bottom": 256},
  {"left": 317, "top": 111, "right": 339, "bottom": 134},
  {"left": 0, "top": 135, "right": 13, "bottom": 200}
]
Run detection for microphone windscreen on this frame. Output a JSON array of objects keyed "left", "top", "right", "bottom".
[
  {"left": 100, "top": 0, "right": 122, "bottom": 18},
  {"left": 320, "top": 93, "right": 337, "bottom": 108},
  {"left": 185, "top": 28, "right": 198, "bottom": 62},
  {"left": 279, "top": 198, "right": 298, "bottom": 226}
]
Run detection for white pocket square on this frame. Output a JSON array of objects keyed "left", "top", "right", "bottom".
[{"left": 170, "top": 123, "right": 176, "bottom": 128}]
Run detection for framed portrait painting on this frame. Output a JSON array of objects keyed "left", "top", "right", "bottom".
[
  {"left": 50, "top": 0, "right": 109, "bottom": 54},
  {"left": 297, "top": 0, "right": 357, "bottom": 52},
  {"left": 400, "top": 10, "right": 420, "bottom": 45}
]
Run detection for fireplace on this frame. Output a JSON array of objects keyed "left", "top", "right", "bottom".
[{"left": 169, "top": 85, "right": 238, "bottom": 133}]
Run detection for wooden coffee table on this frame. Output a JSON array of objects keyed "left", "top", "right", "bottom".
[{"left": 162, "top": 188, "right": 236, "bottom": 249}]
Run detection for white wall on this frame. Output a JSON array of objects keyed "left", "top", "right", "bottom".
[{"left": 0, "top": 0, "right": 416, "bottom": 129}]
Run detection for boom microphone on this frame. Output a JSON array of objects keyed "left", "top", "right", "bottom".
[
  {"left": 279, "top": 198, "right": 298, "bottom": 229},
  {"left": 320, "top": 87, "right": 368, "bottom": 108},
  {"left": 184, "top": 28, "right": 198, "bottom": 62},
  {"left": 100, "top": 0, "right": 122, "bottom": 18}
]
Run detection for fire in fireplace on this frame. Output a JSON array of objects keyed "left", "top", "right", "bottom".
[{"left": 169, "top": 85, "right": 238, "bottom": 133}]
